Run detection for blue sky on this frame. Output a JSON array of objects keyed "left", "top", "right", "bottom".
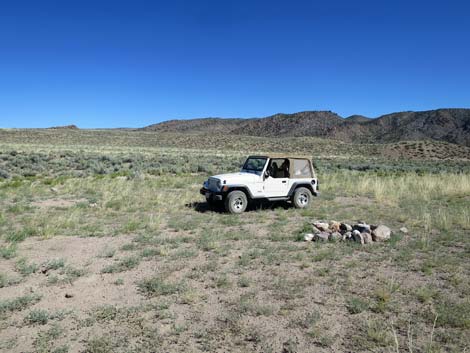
[{"left": 0, "top": 0, "right": 469, "bottom": 128}]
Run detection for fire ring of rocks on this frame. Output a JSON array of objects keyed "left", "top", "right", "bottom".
[{"left": 304, "top": 220, "right": 407, "bottom": 244}]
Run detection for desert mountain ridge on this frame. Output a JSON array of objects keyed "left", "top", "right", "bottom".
[{"left": 142, "top": 108, "right": 470, "bottom": 147}]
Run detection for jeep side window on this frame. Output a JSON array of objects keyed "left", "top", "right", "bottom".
[
  {"left": 268, "top": 159, "right": 289, "bottom": 178},
  {"left": 292, "top": 159, "right": 312, "bottom": 178}
]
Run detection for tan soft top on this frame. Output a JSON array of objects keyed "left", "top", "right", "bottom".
[
  {"left": 248, "top": 154, "right": 312, "bottom": 160},
  {"left": 247, "top": 155, "right": 316, "bottom": 178}
]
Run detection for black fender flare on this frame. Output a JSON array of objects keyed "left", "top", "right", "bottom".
[
  {"left": 224, "top": 185, "right": 255, "bottom": 199},
  {"left": 288, "top": 182, "right": 317, "bottom": 197}
]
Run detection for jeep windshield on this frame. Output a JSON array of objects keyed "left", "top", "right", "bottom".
[{"left": 241, "top": 157, "right": 267, "bottom": 175}]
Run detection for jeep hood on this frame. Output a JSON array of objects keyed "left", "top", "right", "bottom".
[{"left": 211, "top": 172, "right": 260, "bottom": 184}]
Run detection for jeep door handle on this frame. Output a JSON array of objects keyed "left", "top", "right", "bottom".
[{"left": 282, "top": 180, "right": 287, "bottom": 183}]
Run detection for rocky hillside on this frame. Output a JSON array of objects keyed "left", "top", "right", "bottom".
[
  {"left": 142, "top": 108, "right": 470, "bottom": 146},
  {"left": 143, "top": 118, "right": 249, "bottom": 133},
  {"left": 230, "top": 111, "right": 343, "bottom": 137},
  {"left": 329, "top": 109, "right": 470, "bottom": 146},
  {"left": 344, "top": 115, "right": 371, "bottom": 123}
]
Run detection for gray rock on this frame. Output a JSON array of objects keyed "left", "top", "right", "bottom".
[
  {"left": 311, "top": 225, "right": 321, "bottom": 234},
  {"left": 353, "top": 223, "right": 371, "bottom": 234},
  {"left": 362, "top": 232, "right": 373, "bottom": 244},
  {"left": 314, "top": 232, "right": 329, "bottom": 242},
  {"left": 352, "top": 230, "right": 364, "bottom": 244},
  {"left": 304, "top": 233, "right": 314, "bottom": 242},
  {"left": 400, "top": 227, "right": 408, "bottom": 234},
  {"left": 313, "top": 222, "right": 329, "bottom": 232},
  {"left": 329, "top": 231, "right": 342, "bottom": 241},
  {"left": 372, "top": 225, "right": 391, "bottom": 241},
  {"left": 340, "top": 223, "right": 352, "bottom": 232}
]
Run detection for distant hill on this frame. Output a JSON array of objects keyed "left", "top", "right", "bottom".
[
  {"left": 143, "top": 118, "right": 249, "bottom": 133},
  {"left": 344, "top": 115, "right": 371, "bottom": 123},
  {"left": 230, "top": 111, "right": 343, "bottom": 137},
  {"left": 47, "top": 124, "right": 79, "bottom": 130},
  {"left": 329, "top": 109, "right": 470, "bottom": 146},
  {"left": 142, "top": 108, "right": 470, "bottom": 146}
]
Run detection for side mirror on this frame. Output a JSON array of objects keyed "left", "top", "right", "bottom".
[{"left": 264, "top": 170, "right": 270, "bottom": 180}]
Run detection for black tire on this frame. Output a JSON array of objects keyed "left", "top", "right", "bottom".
[
  {"left": 224, "top": 190, "right": 248, "bottom": 214},
  {"left": 292, "top": 187, "right": 312, "bottom": 209}
]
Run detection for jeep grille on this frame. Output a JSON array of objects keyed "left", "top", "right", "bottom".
[{"left": 208, "top": 177, "right": 220, "bottom": 191}]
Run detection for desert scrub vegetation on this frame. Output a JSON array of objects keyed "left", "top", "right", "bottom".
[
  {"left": 1, "top": 129, "right": 469, "bottom": 179},
  {"left": 0, "top": 294, "right": 42, "bottom": 317},
  {"left": 0, "top": 148, "right": 245, "bottom": 178},
  {"left": 0, "top": 147, "right": 469, "bottom": 180},
  {"left": 0, "top": 133, "right": 470, "bottom": 352},
  {"left": 137, "top": 276, "right": 186, "bottom": 297}
]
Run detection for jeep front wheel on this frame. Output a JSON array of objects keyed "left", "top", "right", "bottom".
[
  {"left": 292, "top": 187, "right": 312, "bottom": 209},
  {"left": 225, "top": 191, "right": 248, "bottom": 214}
]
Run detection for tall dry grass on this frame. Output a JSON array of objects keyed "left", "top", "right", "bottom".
[{"left": 324, "top": 171, "right": 470, "bottom": 231}]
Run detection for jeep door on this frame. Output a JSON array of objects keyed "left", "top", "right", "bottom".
[{"left": 264, "top": 158, "right": 290, "bottom": 197}]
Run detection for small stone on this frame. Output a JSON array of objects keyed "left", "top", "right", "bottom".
[
  {"left": 372, "top": 225, "right": 391, "bottom": 242},
  {"left": 89, "top": 203, "right": 98, "bottom": 208},
  {"left": 65, "top": 293, "right": 74, "bottom": 298},
  {"left": 362, "top": 232, "right": 373, "bottom": 244},
  {"left": 340, "top": 223, "right": 352, "bottom": 232},
  {"left": 314, "top": 232, "right": 329, "bottom": 242},
  {"left": 400, "top": 227, "right": 408, "bottom": 234},
  {"left": 313, "top": 222, "right": 329, "bottom": 232},
  {"left": 342, "top": 231, "right": 352, "bottom": 241},
  {"left": 353, "top": 223, "right": 371, "bottom": 234},
  {"left": 352, "top": 230, "right": 364, "bottom": 244},
  {"left": 304, "top": 233, "right": 314, "bottom": 241},
  {"left": 50, "top": 187, "right": 58, "bottom": 193},
  {"left": 311, "top": 225, "right": 321, "bottom": 234},
  {"left": 329, "top": 221, "right": 341, "bottom": 232},
  {"left": 329, "top": 231, "right": 342, "bottom": 241}
]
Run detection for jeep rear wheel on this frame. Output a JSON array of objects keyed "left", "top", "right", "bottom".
[
  {"left": 225, "top": 191, "right": 248, "bottom": 214},
  {"left": 292, "top": 187, "right": 312, "bottom": 209}
]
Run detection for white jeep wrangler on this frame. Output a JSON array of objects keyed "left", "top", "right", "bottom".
[{"left": 200, "top": 155, "right": 319, "bottom": 213}]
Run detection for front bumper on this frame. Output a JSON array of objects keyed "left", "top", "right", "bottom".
[{"left": 200, "top": 188, "right": 223, "bottom": 201}]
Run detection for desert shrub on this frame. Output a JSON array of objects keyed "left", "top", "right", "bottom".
[
  {"left": 0, "top": 244, "right": 17, "bottom": 259},
  {"left": 0, "top": 294, "right": 41, "bottom": 315},
  {"left": 101, "top": 256, "right": 140, "bottom": 273},
  {"left": 0, "top": 273, "right": 8, "bottom": 288},
  {"left": 346, "top": 297, "right": 370, "bottom": 314},
  {"left": 15, "top": 258, "right": 38, "bottom": 275},
  {"left": 42, "top": 259, "right": 65, "bottom": 271},
  {"left": 0, "top": 169, "right": 9, "bottom": 179},
  {"left": 137, "top": 276, "right": 185, "bottom": 297},
  {"left": 432, "top": 299, "right": 470, "bottom": 328},
  {"left": 25, "top": 309, "right": 50, "bottom": 325},
  {"left": 6, "top": 227, "right": 36, "bottom": 242}
]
